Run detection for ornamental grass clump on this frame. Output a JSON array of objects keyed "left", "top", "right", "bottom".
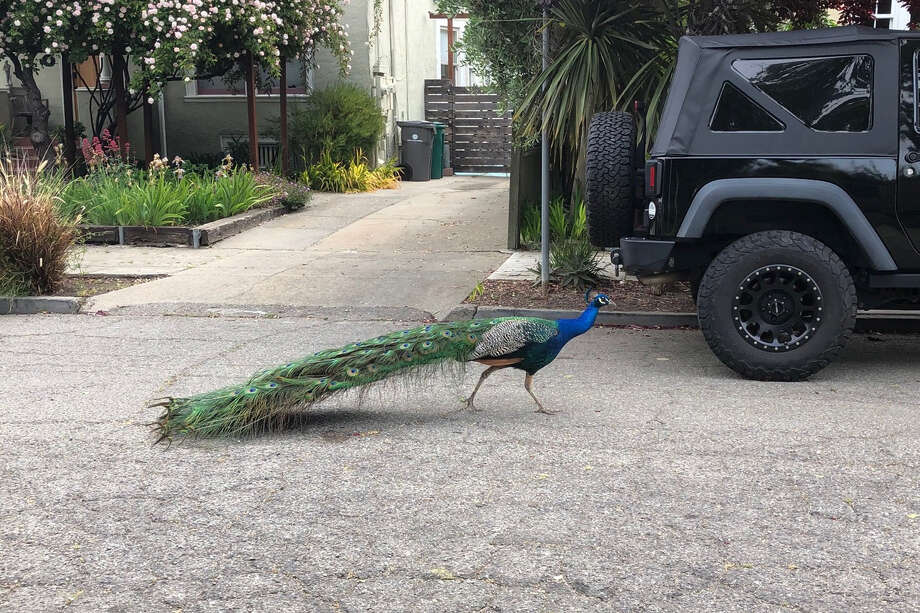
[{"left": 0, "top": 161, "right": 79, "bottom": 296}]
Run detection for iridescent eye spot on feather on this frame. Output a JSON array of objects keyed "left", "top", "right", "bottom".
[
  {"left": 400, "top": 342, "right": 411, "bottom": 350},
  {"left": 247, "top": 387, "right": 257, "bottom": 394},
  {"left": 269, "top": 382, "right": 278, "bottom": 388},
  {"left": 347, "top": 368, "right": 359, "bottom": 377},
  {"left": 467, "top": 334, "right": 477, "bottom": 343},
  {"left": 424, "top": 325, "right": 433, "bottom": 331},
  {"left": 441, "top": 330, "right": 454, "bottom": 338},
  {"left": 401, "top": 330, "right": 410, "bottom": 335},
  {"left": 366, "top": 364, "right": 378, "bottom": 373},
  {"left": 318, "top": 378, "right": 328, "bottom": 384},
  {"left": 403, "top": 352, "right": 414, "bottom": 361}
]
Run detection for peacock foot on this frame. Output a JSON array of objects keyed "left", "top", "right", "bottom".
[
  {"left": 463, "top": 398, "right": 482, "bottom": 412},
  {"left": 534, "top": 406, "right": 560, "bottom": 415}
]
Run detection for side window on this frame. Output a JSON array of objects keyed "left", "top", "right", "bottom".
[
  {"left": 733, "top": 55, "right": 873, "bottom": 132},
  {"left": 710, "top": 82, "right": 785, "bottom": 132}
]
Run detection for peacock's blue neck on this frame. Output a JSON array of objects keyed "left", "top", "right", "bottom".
[{"left": 555, "top": 304, "right": 600, "bottom": 344}]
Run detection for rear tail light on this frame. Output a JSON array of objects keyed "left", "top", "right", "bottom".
[{"left": 645, "top": 160, "right": 662, "bottom": 197}]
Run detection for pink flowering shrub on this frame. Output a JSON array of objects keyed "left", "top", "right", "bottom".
[{"left": 80, "top": 130, "right": 131, "bottom": 172}]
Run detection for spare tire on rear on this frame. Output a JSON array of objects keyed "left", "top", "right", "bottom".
[{"left": 585, "top": 111, "right": 637, "bottom": 248}]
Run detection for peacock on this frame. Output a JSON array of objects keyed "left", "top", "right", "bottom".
[{"left": 151, "top": 291, "right": 612, "bottom": 442}]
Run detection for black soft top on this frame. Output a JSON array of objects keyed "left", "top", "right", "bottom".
[
  {"left": 651, "top": 26, "right": 906, "bottom": 157},
  {"left": 689, "top": 24, "right": 920, "bottom": 48}
]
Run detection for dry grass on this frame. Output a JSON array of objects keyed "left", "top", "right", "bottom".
[{"left": 0, "top": 160, "right": 79, "bottom": 296}]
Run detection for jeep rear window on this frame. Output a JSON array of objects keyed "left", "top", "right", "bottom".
[
  {"left": 732, "top": 55, "right": 873, "bottom": 132},
  {"left": 709, "top": 82, "right": 785, "bottom": 132}
]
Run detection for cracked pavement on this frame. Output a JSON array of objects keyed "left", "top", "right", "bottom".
[{"left": 2, "top": 310, "right": 919, "bottom": 611}]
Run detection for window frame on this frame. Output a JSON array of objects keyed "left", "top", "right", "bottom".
[
  {"left": 185, "top": 61, "right": 313, "bottom": 100},
  {"left": 731, "top": 54, "right": 875, "bottom": 134}
]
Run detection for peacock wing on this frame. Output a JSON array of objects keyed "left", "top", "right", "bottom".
[{"left": 468, "top": 318, "right": 558, "bottom": 361}]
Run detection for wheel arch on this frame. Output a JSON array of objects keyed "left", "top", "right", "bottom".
[{"left": 678, "top": 178, "right": 897, "bottom": 272}]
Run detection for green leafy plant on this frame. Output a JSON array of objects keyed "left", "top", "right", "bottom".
[
  {"left": 467, "top": 281, "right": 485, "bottom": 301},
  {"left": 290, "top": 83, "right": 385, "bottom": 165},
  {"left": 548, "top": 237, "right": 602, "bottom": 290},
  {"left": 519, "top": 195, "right": 588, "bottom": 248},
  {"left": 58, "top": 156, "right": 276, "bottom": 227},
  {"left": 303, "top": 149, "right": 400, "bottom": 193},
  {"left": 0, "top": 161, "right": 79, "bottom": 296}
]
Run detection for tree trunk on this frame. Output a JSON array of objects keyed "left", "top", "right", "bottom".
[
  {"left": 111, "top": 52, "right": 129, "bottom": 160},
  {"left": 279, "top": 56, "right": 288, "bottom": 176},
  {"left": 246, "top": 52, "right": 259, "bottom": 171},
  {"left": 143, "top": 98, "right": 155, "bottom": 164},
  {"left": 9, "top": 55, "right": 52, "bottom": 162},
  {"left": 60, "top": 54, "right": 77, "bottom": 170}
]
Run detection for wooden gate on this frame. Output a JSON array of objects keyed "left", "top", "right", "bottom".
[{"left": 424, "top": 79, "right": 511, "bottom": 174}]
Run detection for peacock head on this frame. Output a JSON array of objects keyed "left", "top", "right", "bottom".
[{"left": 584, "top": 289, "right": 611, "bottom": 308}]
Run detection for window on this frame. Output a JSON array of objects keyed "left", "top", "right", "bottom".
[
  {"left": 733, "top": 55, "right": 873, "bottom": 132},
  {"left": 73, "top": 56, "right": 110, "bottom": 90},
  {"left": 710, "top": 82, "right": 784, "bottom": 132},
  {"left": 193, "top": 59, "right": 311, "bottom": 96},
  {"left": 439, "top": 26, "right": 459, "bottom": 81}
]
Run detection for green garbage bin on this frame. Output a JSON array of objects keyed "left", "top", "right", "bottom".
[{"left": 431, "top": 122, "right": 446, "bottom": 179}]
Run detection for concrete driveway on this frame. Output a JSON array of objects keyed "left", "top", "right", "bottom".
[
  {"left": 72, "top": 176, "right": 510, "bottom": 319},
  {"left": 2, "top": 310, "right": 918, "bottom": 611}
]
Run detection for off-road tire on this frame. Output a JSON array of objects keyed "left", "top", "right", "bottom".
[
  {"left": 697, "top": 231, "right": 856, "bottom": 381},
  {"left": 585, "top": 111, "right": 635, "bottom": 248}
]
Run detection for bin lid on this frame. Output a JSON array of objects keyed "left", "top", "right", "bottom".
[{"left": 397, "top": 120, "right": 435, "bottom": 129}]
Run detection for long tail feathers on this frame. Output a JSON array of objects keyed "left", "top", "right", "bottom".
[{"left": 151, "top": 320, "right": 498, "bottom": 441}]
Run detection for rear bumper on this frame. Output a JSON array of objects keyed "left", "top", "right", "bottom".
[{"left": 612, "top": 237, "right": 676, "bottom": 275}]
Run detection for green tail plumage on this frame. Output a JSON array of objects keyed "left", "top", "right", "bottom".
[{"left": 152, "top": 319, "right": 501, "bottom": 441}]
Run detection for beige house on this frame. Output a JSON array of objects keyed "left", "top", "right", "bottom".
[{"left": 0, "top": 0, "right": 443, "bottom": 165}]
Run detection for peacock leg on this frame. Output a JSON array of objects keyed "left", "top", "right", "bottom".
[
  {"left": 464, "top": 365, "right": 502, "bottom": 411},
  {"left": 525, "top": 374, "right": 558, "bottom": 415}
]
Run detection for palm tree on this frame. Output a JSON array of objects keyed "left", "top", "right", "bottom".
[{"left": 515, "top": 1, "right": 666, "bottom": 190}]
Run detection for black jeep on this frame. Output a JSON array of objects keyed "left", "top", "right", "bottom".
[{"left": 586, "top": 26, "right": 920, "bottom": 381}]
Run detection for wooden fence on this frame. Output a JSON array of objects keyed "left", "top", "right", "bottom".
[{"left": 423, "top": 79, "right": 511, "bottom": 174}]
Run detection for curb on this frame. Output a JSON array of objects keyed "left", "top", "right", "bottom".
[
  {"left": 0, "top": 296, "right": 82, "bottom": 315},
  {"left": 444, "top": 304, "right": 920, "bottom": 333},
  {"left": 442, "top": 305, "right": 697, "bottom": 327}
]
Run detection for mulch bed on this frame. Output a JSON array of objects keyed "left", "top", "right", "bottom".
[
  {"left": 50, "top": 275, "right": 163, "bottom": 297},
  {"left": 467, "top": 279, "right": 696, "bottom": 312}
]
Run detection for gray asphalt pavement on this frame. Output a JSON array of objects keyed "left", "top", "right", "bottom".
[{"left": 2, "top": 310, "right": 918, "bottom": 611}]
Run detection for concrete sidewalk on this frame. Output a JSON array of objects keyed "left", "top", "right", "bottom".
[{"left": 71, "top": 176, "right": 509, "bottom": 318}]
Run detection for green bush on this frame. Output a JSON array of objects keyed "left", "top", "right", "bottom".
[
  {"left": 254, "top": 172, "right": 312, "bottom": 211},
  {"left": 291, "top": 83, "right": 385, "bottom": 165},
  {"left": 302, "top": 150, "right": 400, "bottom": 193}
]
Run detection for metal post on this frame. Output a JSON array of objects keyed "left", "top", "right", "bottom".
[{"left": 540, "top": 5, "right": 550, "bottom": 286}]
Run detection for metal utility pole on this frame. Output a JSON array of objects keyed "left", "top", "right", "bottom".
[{"left": 540, "top": 2, "right": 551, "bottom": 286}]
